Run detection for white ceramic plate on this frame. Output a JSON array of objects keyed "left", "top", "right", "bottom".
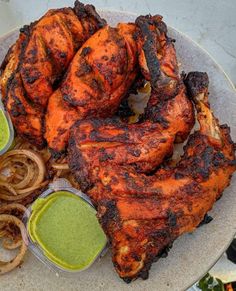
[{"left": 0, "top": 10, "right": 236, "bottom": 291}]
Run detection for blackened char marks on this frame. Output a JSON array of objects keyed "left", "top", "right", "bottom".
[
  {"left": 177, "top": 133, "right": 230, "bottom": 181},
  {"left": 90, "top": 78, "right": 101, "bottom": 91},
  {"left": 151, "top": 113, "right": 169, "bottom": 128},
  {"left": 98, "top": 200, "right": 119, "bottom": 229},
  {"left": 99, "top": 148, "right": 115, "bottom": 162},
  {"left": 68, "top": 128, "right": 92, "bottom": 191},
  {"left": 24, "top": 47, "right": 38, "bottom": 65},
  {"left": 127, "top": 148, "right": 141, "bottom": 157},
  {"left": 153, "top": 17, "right": 167, "bottom": 35},
  {"left": 80, "top": 46, "right": 92, "bottom": 57},
  {"left": 81, "top": 118, "right": 129, "bottom": 143},
  {"left": 21, "top": 67, "right": 42, "bottom": 84},
  {"left": 10, "top": 95, "right": 26, "bottom": 117},
  {"left": 60, "top": 52, "right": 67, "bottom": 59},
  {"left": 19, "top": 24, "right": 32, "bottom": 36},
  {"left": 90, "top": 130, "right": 129, "bottom": 143},
  {"left": 184, "top": 71, "right": 209, "bottom": 98},
  {"left": 135, "top": 16, "right": 160, "bottom": 87},
  {"left": 158, "top": 244, "right": 173, "bottom": 258},
  {"left": 18, "top": 24, "right": 35, "bottom": 71},
  {"left": 4, "top": 74, "right": 15, "bottom": 104},
  {"left": 145, "top": 102, "right": 169, "bottom": 127},
  {"left": 167, "top": 210, "right": 177, "bottom": 227},
  {"left": 124, "top": 227, "right": 174, "bottom": 283},
  {"left": 93, "top": 27, "right": 127, "bottom": 86},
  {"left": 73, "top": 0, "right": 106, "bottom": 29},
  {"left": 76, "top": 59, "right": 92, "bottom": 77},
  {"left": 90, "top": 117, "right": 123, "bottom": 128},
  {"left": 220, "top": 124, "right": 236, "bottom": 151},
  {"left": 197, "top": 213, "right": 213, "bottom": 227},
  {"left": 116, "top": 98, "right": 134, "bottom": 118}
]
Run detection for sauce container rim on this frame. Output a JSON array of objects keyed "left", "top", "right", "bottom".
[
  {"left": 22, "top": 178, "right": 108, "bottom": 276},
  {"left": 0, "top": 99, "right": 14, "bottom": 156}
]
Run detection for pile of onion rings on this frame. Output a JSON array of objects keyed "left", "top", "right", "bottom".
[
  {"left": 0, "top": 146, "right": 49, "bottom": 275},
  {"left": 0, "top": 149, "right": 48, "bottom": 202}
]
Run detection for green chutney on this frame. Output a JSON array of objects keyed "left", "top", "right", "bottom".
[
  {"left": 0, "top": 109, "right": 10, "bottom": 152},
  {"left": 28, "top": 191, "right": 107, "bottom": 271}
]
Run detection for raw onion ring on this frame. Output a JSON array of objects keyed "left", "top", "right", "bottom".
[
  {"left": 0, "top": 150, "right": 46, "bottom": 201},
  {"left": 0, "top": 181, "right": 48, "bottom": 201},
  {"left": 1, "top": 157, "right": 35, "bottom": 190},
  {"left": 13, "top": 163, "right": 35, "bottom": 190},
  {"left": 0, "top": 203, "right": 27, "bottom": 216},
  {"left": 0, "top": 229, "right": 8, "bottom": 238},
  {"left": 0, "top": 182, "right": 17, "bottom": 196},
  {"left": 2, "top": 238, "right": 22, "bottom": 250},
  {"left": 0, "top": 150, "right": 45, "bottom": 188},
  {"left": 0, "top": 214, "right": 27, "bottom": 275}
]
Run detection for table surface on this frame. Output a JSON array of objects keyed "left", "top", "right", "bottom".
[{"left": 0, "top": 0, "right": 236, "bottom": 88}]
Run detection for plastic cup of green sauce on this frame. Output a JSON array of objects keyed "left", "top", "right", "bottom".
[
  {"left": 0, "top": 100, "right": 14, "bottom": 155},
  {"left": 25, "top": 180, "right": 107, "bottom": 273}
]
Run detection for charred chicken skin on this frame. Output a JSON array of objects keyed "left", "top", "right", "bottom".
[
  {"left": 0, "top": 1, "right": 106, "bottom": 148},
  {"left": 45, "top": 14, "right": 184, "bottom": 155},
  {"left": 69, "top": 81, "right": 194, "bottom": 191},
  {"left": 68, "top": 72, "right": 236, "bottom": 281},
  {"left": 67, "top": 15, "right": 194, "bottom": 189},
  {"left": 45, "top": 23, "right": 138, "bottom": 155}
]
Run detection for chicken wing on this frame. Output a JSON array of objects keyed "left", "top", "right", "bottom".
[
  {"left": 69, "top": 81, "right": 194, "bottom": 191},
  {"left": 69, "top": 72, "right": 236, "bottom": 281}
]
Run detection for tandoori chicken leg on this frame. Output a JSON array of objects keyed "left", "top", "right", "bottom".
[{"left": 68, "top": 72, "right": 236, "bottom": 282}]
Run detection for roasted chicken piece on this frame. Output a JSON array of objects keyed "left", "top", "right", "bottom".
[
  {"left": 69, "top": 81, "right": 194, "bottom": 191},
  {"left": 0, "top": 1, "right": 105, "bottom": 148},
  {"left": 45, "top": 23, "right": 138, "bottom": 155},
  {"left": 0, "top": 31, "right": 45, "bottom": 146},
  {"left": 68, "top": 72, "right": 236, "bottom": 281},
  {"left": 5, "top": 71, "right": 45, "bottom": 146},
  {"left": 45, "top": 14, "right": 180, "bottom": 155},
  {"left": 136, "top": 15, "right": 179, "bottom": 98}
]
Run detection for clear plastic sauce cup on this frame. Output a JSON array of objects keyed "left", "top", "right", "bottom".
[{"left": 23, "top": 178, "right": 108, "bottom": 275}]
